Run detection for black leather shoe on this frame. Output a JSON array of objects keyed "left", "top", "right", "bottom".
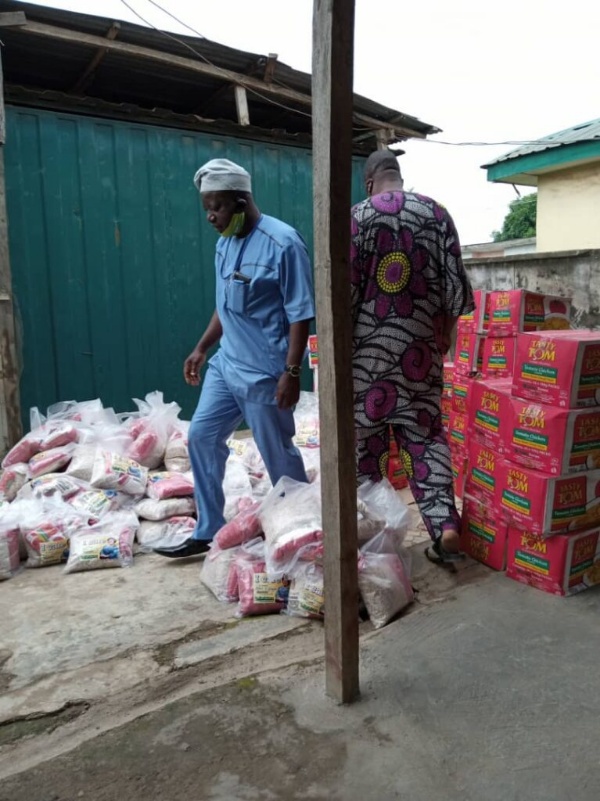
[{"left": 153, "top": 538, "right": 211, "bottom": 558}]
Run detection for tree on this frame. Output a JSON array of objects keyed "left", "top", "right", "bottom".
[{"left": 492, "top": 193, "right": 537, "bottom": 242}]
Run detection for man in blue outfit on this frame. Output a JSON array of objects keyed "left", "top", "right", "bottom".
[{"left": 155, "top": 159, "right": 315, "bottom": 558}]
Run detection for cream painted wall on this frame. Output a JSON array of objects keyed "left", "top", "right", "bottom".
[{"left": 537, "top": 161, "right": 600, "bottom": 251}]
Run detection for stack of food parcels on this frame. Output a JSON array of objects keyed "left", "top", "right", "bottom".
[
  {"left": 0, "top": 388, "right": 413, "bottom": 627},
  {"left": 444, "top": 288, "right": 600, "bottom": 596},
  {"left": 200, "top": 475, "right": 413, "bottom": 627},
  {"left": 0, "top": 391, "right": 314, "bottom": 579}
]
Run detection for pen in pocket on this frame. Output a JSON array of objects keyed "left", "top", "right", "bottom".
[{"left": 232, "top": 271, "right": 251, "bottom": 283}]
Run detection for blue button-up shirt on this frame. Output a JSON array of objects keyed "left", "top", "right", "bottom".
[{"left": 210, "top": 215, "right": 315, "bottom": 404}]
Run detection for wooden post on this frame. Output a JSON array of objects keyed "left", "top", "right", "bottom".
[
  {"left": 0, "top": 28, "right": 23, "bottom": 451},
  {"left": 234, "top": 85, "right": 250, "bottom": 126},
  {"left": 312, "top": 0, "right": 359, "bottom": 704}
]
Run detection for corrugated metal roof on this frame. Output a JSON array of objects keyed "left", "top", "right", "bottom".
[
  {"left": 483, "top": 118, "right": 600, "bottom": 167},
  {"left": 0, "top": 0, "right": 440, "bottom": 151}
]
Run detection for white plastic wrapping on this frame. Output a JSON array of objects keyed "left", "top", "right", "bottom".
[
  {"left": 90, "top": 451, "right": 148, "bottom": 496},
  {"left": 200, "top": 544, "right": 241, "bottom": 602},
  {"left": 135, "top": 496, "right": 196, "bottom": 521},
  {"left": 64, "top": 511, "right": 138, "bottom": 573},
  {"left": 136, "top": 515, "right": 196, "bottom": 550},
  {"left": 125, "top": 391, "right": 181, "bottom": 469},
  {"left": 164, "top": 421, "right": 191, "bottom": 473}
]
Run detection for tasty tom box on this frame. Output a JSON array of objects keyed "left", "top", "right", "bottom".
[
  {"left": 443, "top": 362, "right": 454, "bottom": 398},
  {"left": 464, "top": 440, "right": 499, "bottom": 506},
  {"left": 451, "top": 375, "right": 478, "bottom": 416},
  {"left": 448, "top": 409, "right": 468, "bottom": 451},
  {"left": 469, "top": 378, "right": 512, "bottom": 450},
  {"left": 487, "top": 290, "right": 571, "bottom": 337},
  {"left": 481, "top": 336, "right": 516, "bottom": 379},
  {"left": 451, "top": 444, "right": 467, "bottom": 498},
  {"left": 454, "top": 332, "right": 485, "bottom": 376},
  {"left": 512, "top": 330, "right": 600, "bottom": 408},
  {"left": 506, "top": 526, "right": 600, "bottom": 596},
  {"left": 495, "top": 458, "right": 600, "bottom": 536},
  {"left": 502, "top": 399, "right": 600, "bottom": 475},
  {"left": 461, "top": 494, "right": 509, "bottom": 571},
  {"left": 457, "top": 289, "right": 489, "bottom": 334}
]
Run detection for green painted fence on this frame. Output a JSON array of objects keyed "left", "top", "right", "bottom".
[{"left": 4, "top": 107, "right": 366, "bottom": 422}]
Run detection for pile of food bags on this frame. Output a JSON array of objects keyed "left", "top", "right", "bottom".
[{"left": 201, "top": 475, "right": 414, "bottom": 628}]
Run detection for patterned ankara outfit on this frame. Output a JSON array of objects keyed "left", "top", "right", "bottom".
[{"left": 351, "top": 190, "right": 475, "bottom": 542}]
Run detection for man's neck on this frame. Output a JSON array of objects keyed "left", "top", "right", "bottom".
[
  {"left": 238, "top": 204, "right": 261, "bottom": 237},
  {"left": 372, "top": 180, "right": 404, "bottom": 195}
]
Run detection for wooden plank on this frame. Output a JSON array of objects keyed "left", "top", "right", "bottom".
[
  {"left": 234, "top": 85, "right": 250, "bottom": 126},
  {"left": 0, "top": 11, "right": 27, "bottom": 27},
  {"left": 312, "top": 0, "right": 359, "bottom": 704},
  {"left": 264, "top": 53, "right": 278, "bottom": 83},
  {"left": 18, "top": 20, "right": 425, "bottom": 139},
  {"left": 72, "top": 22, "right": 120, "bottom": 94},
  {"left": 0, "top": 52, "right": 22, "bottom": 451}
]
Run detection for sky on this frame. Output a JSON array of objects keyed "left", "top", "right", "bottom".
[{"left": 22, "top": 0, "right": 600, "bottom": 244}]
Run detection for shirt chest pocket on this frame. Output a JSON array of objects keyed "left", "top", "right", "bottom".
[{"left": 226, "top": 262, "right": 278, "bottom": 317}]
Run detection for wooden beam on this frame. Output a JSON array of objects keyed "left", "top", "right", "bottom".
[
  {"left": 18, "top": 20, "right": 425, "bottom": 139},
  {"left": 0, "top": 51, "right": 22, "bottom": 452},
  {"left": 264, "top": 53, "right": 278, "bottom": 83},
  {"left": 0, "top": 11, "right": 27, "bottom": 27},
  {"left": 234, "top": 85, "right": 250, "bottom": 126},
  {"left": 72, "top": 22, "right": 120, "bottom": 94},
  {"left": 376, "top": 128, "right": 396, "bottom": 149},
  {"left": 312, "top": 0, "right": 359, "bottom": 704}
]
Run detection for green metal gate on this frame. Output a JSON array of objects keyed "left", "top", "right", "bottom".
[{"left": 4, "top": 107, "right": 366, "bottom": 421}]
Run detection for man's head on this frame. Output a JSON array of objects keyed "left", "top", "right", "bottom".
[
  {"left": 364, "top": 149, "right": 404, "bottom": 196},
  {"left": 194, "top": 158, "right": 253, "bottom": 236}
]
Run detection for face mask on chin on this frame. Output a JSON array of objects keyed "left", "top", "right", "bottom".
[{"left": 220, "top": 212, "right": 246, "bottom": 237}]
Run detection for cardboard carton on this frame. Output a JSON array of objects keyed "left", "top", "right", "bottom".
[
  {"left": 451, "top": 375, "right": 478, "bottom": 416},
  {"left": 506, "top": 526, "right": 600, "bottom": 596},
  {"left": 495, "top": 458, "right": 600, "bottom": 536},
  {"left": 512, "top": 330, "right": 600, "bottom": 408},
  {"left": 502, "top": 399, "right": 600, "bottom": 475},
  {"left": 450, "top": 444, "right": 467, "bottom": 498},
  {"left": 457, "top": 289, "right": 489, "bottom": 334},
  {"left": 443, "top": 361, "right": 454, "bottom": 398},
  {"left": 469, "top": 378, "right": 512, "bottom": 450},
  {"left": 487, "top": 290, "right": 571, "bottom": 337},
  {"left": 448, "top": 409, "right": 468, "bottom": 451},
  {"left": 481, "top": 336, "right": 516, "bottom": 379},
  {"left": 464, "top": 440, "right": 499, "bottom": 506},
  {"left": 454, "top": 332, "right": 485, "bottom": 376},
  {"left": 461, "top": 494, "right": 509, "bottom": 570}
]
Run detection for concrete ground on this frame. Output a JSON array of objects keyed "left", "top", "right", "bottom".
[{"left": 1, "top": 491, "right": 599, "bottom": 800}]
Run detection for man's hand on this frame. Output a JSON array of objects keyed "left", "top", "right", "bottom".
[
  {"left": 184, "top": 348, "right": 207, "bottom": 386},
  {"left": 275, "top": 372, "right": 300, "bottom": 410}
]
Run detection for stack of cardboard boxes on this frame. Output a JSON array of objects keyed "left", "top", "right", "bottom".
[{"left": 448, "top": 290, "right": 600, "bottom": 596}]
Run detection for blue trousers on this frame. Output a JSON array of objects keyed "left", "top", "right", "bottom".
[{"left": 188, "top": 362, "right": 308, "bottom": 541}]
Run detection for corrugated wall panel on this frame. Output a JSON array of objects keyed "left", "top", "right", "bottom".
[{"left": 4, "top": 107, "right": 366, "bottom": 422}]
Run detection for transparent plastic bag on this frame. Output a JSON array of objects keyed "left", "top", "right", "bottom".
[
  {"left": 135, "top": 496, "right": 195, "bottom": 521},
  {"left": 17, "top": 498, "right": 81, "bottom": 568},
  {"left": 0, "top": 516, "right": 21, "bottom": 580},
  {"left": 223, "top": 457, "right": 254, "bottom": 521},
  {"left": 164, "top": 421, "right": 191, "bottom": 473},
  {"left": 200, "top": 543, "right": 241, "bottom": 602},
  {"left": 298, "top": 446, "right": 321, "bottom": 483},
  {"left": 64, "top": 510, "right": 138, "bottom": 573},
  {"left": 286, "top": 561, "right": 324, "bottom": 619},
  {"left": 146, "top": 471, "right": 194, "bottom": 500},
  {"left": 67, "top": 409, "right": 133, "bottom": 482},
  {"left": 293, "top": 391, "right": 319, "bottom": 448},
  {"left": 357, "top": 478, "right": 410, "bottom": 546},
  {"left": 69, "top": 489, "right": 127, "bottom": 522},
  {"left": 20, "top": 473, "right": 88, "bottom": 502},
  {"left": 2, "top": 403, "right": 81, "bottom": 469},
  {"left": 136, "top": 515, "right": 196, "bottom": 550},
  {"left": 125, "top": 391, "right": 181, "bottom": 469},
  {"left": 213, "top": 498, "right": 262, "bottom": 549},
  {"left": 259, "top": 477, "right": 322, "bottom": 574},
  {"left": 91, "top": 451, "right": 148, "bottom": 496},
  {"left": 0, "top": 463, "right": 28, "bottom": 502},
  {"left": 235, "top": 538, "right": 288, "bottom": 617},
  {"left": 28, "top": 444, "right": 76, "bottom": 479},
  {"left": 358, "top": 529, "right": 414, "bottom": 629}
]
